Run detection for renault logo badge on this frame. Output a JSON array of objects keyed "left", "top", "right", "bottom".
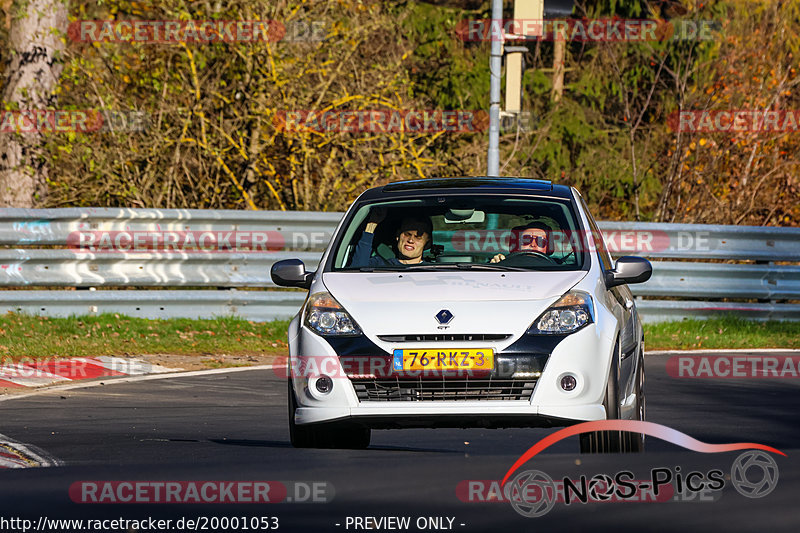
[{"left": 435, "top": 309, "right": 454, "bottom": 325}]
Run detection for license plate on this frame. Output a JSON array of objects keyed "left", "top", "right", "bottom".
[{"left": 392, "top": 349, "right": 494, "bottom": 371}]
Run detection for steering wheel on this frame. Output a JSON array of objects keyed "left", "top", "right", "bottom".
[{"left": 502, "top": 250, "right": 557, "bottom": 265}]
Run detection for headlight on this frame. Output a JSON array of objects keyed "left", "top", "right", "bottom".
[
  {"left": 528, "top": 291, "right": 594, "bottom": 334},
  {"left": 304, "top": 292, "right": 362, "bottom": 336}
]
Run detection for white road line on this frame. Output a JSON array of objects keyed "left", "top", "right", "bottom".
[{"left": 0, "top": 364, "right": 276, "bottom": 403}]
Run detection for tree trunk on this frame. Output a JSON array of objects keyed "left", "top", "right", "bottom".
[
  {"left": 0, "top": 0, "right": 67, "bottom": 207},
  {"left": 551, "top": 38, "right": 565, "bottom": 102}
]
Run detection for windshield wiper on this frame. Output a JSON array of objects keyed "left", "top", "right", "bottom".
[
  {"left": 454, "top": 263, "right": 527, "bottom": 272},
  {"left": 347, "top": 263, "right": 527, "bottom": 272},
  {"left": 355, "top": 266, "right": 406, "bottom": 272},
  {"left": 402, "top": 263, "right": 526, "bottom": 272}
]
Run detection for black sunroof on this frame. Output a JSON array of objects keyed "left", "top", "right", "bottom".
[{"left": 382, "top": 177, "right": 553, "bottom": 192}]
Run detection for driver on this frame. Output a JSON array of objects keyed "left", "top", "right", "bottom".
[{"left": 490, "top": 221, "right": 551, "bottom": 263}]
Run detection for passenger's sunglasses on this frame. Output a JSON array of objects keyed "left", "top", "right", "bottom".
[{"left": 520, "top": 235, "right": 548, "bottom": 247}]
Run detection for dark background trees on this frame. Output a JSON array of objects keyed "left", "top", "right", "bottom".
[{"left": 0, "top": 0, "right": 797, "bottom": 226}]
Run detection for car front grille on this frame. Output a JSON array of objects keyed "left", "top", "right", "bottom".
[
  {"left": 377, "top": 334, "right": 511, "bottom": 342},
  {"left": 351, "top": 377, "right": 537, "bottom": 402}
]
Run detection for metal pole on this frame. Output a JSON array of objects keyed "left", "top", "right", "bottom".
[{"left": 487, "top": 0, "right": 503, "bottom": 177}]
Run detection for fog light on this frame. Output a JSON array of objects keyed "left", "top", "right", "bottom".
[
  {"left": 560, "top": 374, "right": 577, "bottom": 392},
  {"left": 315, "top": 375, "right": 333, "bottom": 394}
]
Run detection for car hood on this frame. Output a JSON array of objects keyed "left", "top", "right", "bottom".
[{"left": 321, "top": 271, "right": 587, "bottom": 335}]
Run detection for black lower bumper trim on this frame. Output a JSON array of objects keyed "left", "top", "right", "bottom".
[{"left": 300, "top": 413, "right": 587, "bottom": 430}]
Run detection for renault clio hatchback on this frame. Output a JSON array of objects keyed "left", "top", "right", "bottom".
[{"left": 271, "top": 178, "right": 652, "bottom": 453}]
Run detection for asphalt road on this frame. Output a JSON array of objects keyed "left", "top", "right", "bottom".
[{"left": 0, "top": 353, "right": 797, "bottom": 532}]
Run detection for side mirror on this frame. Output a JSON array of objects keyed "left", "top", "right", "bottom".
[
  {"left": 271, "top": 259, "right": 315, "bottom": 290},
  {"left": 605, "top": 256, "right": 652, "bottom": 289}
]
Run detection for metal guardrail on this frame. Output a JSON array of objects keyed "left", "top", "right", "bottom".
[
  {"left": 0, "top": 250, "right": 321, "bottom": 287},
  {"left": 0, "top": 289, "right": 307, "bottom": 322},
  {"left": 0, "top": 208, "right": 342, "bottom": 247},
  {"left": 0, "top": 208, "right": 798, "bottom": 322},
  {"left": 635, "top": 301, "right": 800, "bottom": 323},
  {"left": 634, "top": 262, "right": 800, "bottom": 300},
  {"left": 594, "top": 221, "right": 800, "bottom": 262}
]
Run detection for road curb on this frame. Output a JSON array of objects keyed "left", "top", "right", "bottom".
[
  {"left": 0, "top": 364, "right": 276, "bottom": 403},
  {"left": 0, "top": 432, "right": 63, "bottom": 469},
  {"left": 0, "top": 356, "right": 177, "bottom": 389}
]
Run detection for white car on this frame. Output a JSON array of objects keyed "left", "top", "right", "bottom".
[{"left": 271, "top": 178, "right": 652, "bottom": 452}]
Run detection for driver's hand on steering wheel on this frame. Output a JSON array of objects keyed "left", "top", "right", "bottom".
[{"left": 489, "top": 253, "right": 506, "bottom": 263}]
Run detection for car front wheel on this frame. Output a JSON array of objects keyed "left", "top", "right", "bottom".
[
  {"left": 580, "top": 340, "right": 624, "bottom": 453},
  {"left": 624, "top": 342, "right": 646, "bottom": 452}
]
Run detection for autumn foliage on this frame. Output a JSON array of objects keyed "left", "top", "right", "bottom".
[{"left": 0, "top": 0, "right": 796, "bottom": 226}]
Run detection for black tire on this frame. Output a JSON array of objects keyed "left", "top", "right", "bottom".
[
  {"left": 287, "top": 380, "right": 371, "bottom": 449},
  {"left": 287, "top": 379, "right": 315, "bottom": 448},
  {"left": 334, "top": 426, "right": 371, "bottom": 449},
  {"left": 624, "top": 345, "right": 646, "bottom": 452},
  {"left": 580, "top": 340, "right": 624, "bottom": 453}
]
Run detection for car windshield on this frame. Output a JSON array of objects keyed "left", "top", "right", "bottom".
[{"left": 331, "top": 196, "right": 586, "bottom": 271}]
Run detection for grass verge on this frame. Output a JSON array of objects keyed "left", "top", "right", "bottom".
[
  {"left": 0, "top": 313, "right": 290, "bottom": 359},
  {"left": 643, "top": 316, "right": 800, "bottom": 350},
  {"left": 0, "top": 313, "right": 797, "bottom": 360}
]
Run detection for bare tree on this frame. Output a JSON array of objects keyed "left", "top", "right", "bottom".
[
  {"left": 551, "top": 38, "right": 565, "bottom": 102},
  {"left": 0, "top": 0, "right": 67, "bottom": 207}
]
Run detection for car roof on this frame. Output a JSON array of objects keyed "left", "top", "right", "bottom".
[{"left": 359, "top": 177, "right": 574, "bottom": 201}]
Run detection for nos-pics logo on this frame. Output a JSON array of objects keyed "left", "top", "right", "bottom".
[{"left": 500, "top": 421, "right": 782, "bottom": 518}]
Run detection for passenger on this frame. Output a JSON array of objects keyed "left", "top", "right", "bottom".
[
  {"left": 490, "top": 221, "right": 551, "bottom": 263},
  {"left": 350, "top": 208, "right": 433, "bottom": 266}
]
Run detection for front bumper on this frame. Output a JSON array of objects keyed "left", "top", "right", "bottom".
[
  {"left": 295, "top": 403, "right": 605, "bottom": 428},
  {"left": 288, "top": 320, "right": 614, "bottom": 429}
]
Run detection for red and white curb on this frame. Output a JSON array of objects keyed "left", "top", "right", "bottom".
[{"left": 0, "top": 356, "right": 178, "bottom": 388}]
